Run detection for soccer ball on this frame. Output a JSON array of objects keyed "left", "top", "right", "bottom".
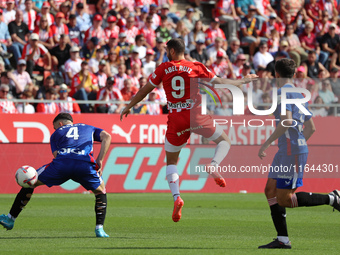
[{"left": 15, "top": 166, "right": 38, "bottom": 188}]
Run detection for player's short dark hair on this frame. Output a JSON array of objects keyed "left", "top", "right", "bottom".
[
  {"left": 166, "top": 38, "right": 185, "bottom": 55},
  {"left": 275, "top": 58, "right": 296, "bottom": 78},
  {"left": 53, "top": 113, "right": 73, "bottom": 124}
]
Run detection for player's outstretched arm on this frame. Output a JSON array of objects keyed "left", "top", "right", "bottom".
[
  {"left": 120, "top": 82, "right": 155, "bottom": 121},
  {"left": 96, "top": 130, "right": 111, "bottom": 176},
  {"left": 258, "top": 111, "right": 293, "bottom": 159},
  {"left": 211, "top": 74, "right": 258, "bottom": 87},
  {"left": 303, "top": 118, "right": 316, "bottom": 141}
]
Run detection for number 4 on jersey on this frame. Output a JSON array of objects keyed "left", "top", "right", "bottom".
[{"left": 66, "top": 127, "right": 79, "bottom": 140}]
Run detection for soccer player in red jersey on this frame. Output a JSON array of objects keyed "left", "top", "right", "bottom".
[{"left": 121, "top": 38, "right": 257, "bottom": 222}]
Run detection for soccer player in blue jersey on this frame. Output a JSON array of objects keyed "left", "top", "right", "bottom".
[
  {"left": 0, "top": 113, "right": 112, "bottom": 238},
  {"left": 258, "top": 58, "right": 340, "bottom": 249}
]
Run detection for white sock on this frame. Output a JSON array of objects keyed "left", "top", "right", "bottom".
[
  {"left": 211, "top": 140, "right": 230, "bottom": 165},
  {"left": 329, "top": 194, "right": 335, "bottom": 205},
  {"left": 7, "top": 213, "right": 16, "bottom": 221},
  {"left": 277, "top": 236, "right": 290, "bottom": 244},
  {"left": 166, "top": 165, "right": 180, "bottom": 202},
  {"left": 96, "top": 224, "right": 103, "bottom": 230}
]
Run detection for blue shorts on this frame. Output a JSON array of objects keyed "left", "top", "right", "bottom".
[
  {"left": 268, "top": 153, "right": 308, "bottom": 189},
  {"left": 37, "top": 159, "right": 102, "bottom": 190}
]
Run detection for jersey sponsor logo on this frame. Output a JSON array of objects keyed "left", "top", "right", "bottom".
[
  {"left": 111, "top": 124, "right": 136, "bottom": 143},
  {"left": 167, "top": 99, "right": 194, "bottom": 110},
  {"left": 177, "top": 125, "right": 203, "bottom": 136},
  {"left": 58, "top": 148, "right": 85, "bottom": 155},
  {"left": 152, "top": 72, "right": 157, "bottom": 79},
  {"left": 298, "top": 139, "right": 307, "bottom": 146}
]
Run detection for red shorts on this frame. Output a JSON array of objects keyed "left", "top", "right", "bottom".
[{"left": 166, "top": 107, "right": 218, "bottom": 146}]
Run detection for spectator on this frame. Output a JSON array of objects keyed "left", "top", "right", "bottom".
[
  {"left": 140, "top": 15, "right": 156, "bottom": 49},
  {"left": 50, "top": 12, "right": 69, "bottom": 44},
  {"left": 205, "top": 18, "right": 226, "bottom": 47},
  {"left": 36, "top": 2, "right": 54, "bottom": 27},
  {"left": 299, "top": 21, "right": 328, "bottom": 66},
  {"left": 23, "top": 0, "right": 37, "bottom": 32},
  {"left": 160, "top": 3, "right": 178, "bottom": 26},
  {"left": 120, "top": 16, "right": 139, "bottom": 45},
  {"left": 84, "top": 14, "right": 105, "bottom": 45},
  {"left": 207, "top": 37, "right": 227, "bottom": 62},
  {"left": 125, "top": 48, "right": 142, "bottom": 74},
  {"left": 322, "top": 0, "right": 338, "bottom": 20},
  {"left": 149, "top": 4, "right": 161, "bottom": 30},
  {"left": 121, "top": 78, "right": 138, "bottom": 101},
  {"left": 80, "top": 36, "right": 99, "bottom": 60},
  {"left": 210, "top": 51, "right": 235, "bottom": 78},
  {"left": 71, "top": 60, "right": 99, "bottom": 112},
  {"left": 235, "top": 0, "right": 255, "bottom": 16},
  {"left": 258, "top": 92, "right": 272, "bottom": 111},
  {"left": 8, "top": 10, "right": 30, "bottom": 63},
  {"left": 315, "top": 10, "right": 332, "bottom": 37},
  {"left": 133, "top": 35, "right": 147, "bottom": 59},
  {"left": 64, "top": 46, "right": 82, "bottom": 85},
  {"left": 260, "top": 12, "right": 280, "bottom": 39},
  {"left": 59, "top": 1, "right": 71, "bottom": 22},
  {"left": 75, "top": 2, "right": 91, "bottom": 33},
  {"left": 129, "top": 63, "right": 143, "bottom": 88},
  {"left": 181, "top": 7, "right": 197, "bottom": 32},
  {"left": 321, "top": 23, "right": 339, "bottom": 57},
  {"left": 232, "top": 54, "right": 247, "bottom": 78},
  {"left": 139, "top": 76, "right": 147, "bottom": 88},
  {"left": 67, "top": 14, "right": 82, "bottom": 47},
  {"left": 146, "top": 91, "right": 161, "bottom": 115},
  {"left": 57, "top": 84, "right": 81, "bottom": 114},
  {"left": 190, "top": 39, "right": 210, "bottom": 65},
  {"left": 215, "top": 0, "right": 239, "bottom": 39},
  {"left": 36, "top": 75, "right": 55, "bottom": 99},
  {"left": 97, "top": 0, "right": 120, "bottom": 12},
  {"left": 117, "top": 33, "right": 130, "bottom": 56},
  {"left": 305, "top": 0, "right": 323, "bottom": 22},
  {"left": 280, "top": 0, "right": 305, "bottom": 20},
  {"left": 153, "top": 37, "right": 168, "bottom": 64},
  {"left": 117, "top": 7, "right": 130, "bottom": 28},
  {"left": 284, "top": 24, "right": 308, "bottom": 66},
  {"left": 96, "top": 59, "right": 108, "bottom": 89},
  {"left": 103, "top": 33, "right": 119, "bottom": 58},
  {"left": 88, "top": 47, "right": 105, "bottom": 74},
  {"left": 143, "top": 49, "right": 156, "bottom": 77},
  {"left": 33, "top": 14, "right": 54, "bottom": 49},
  {"left": 294, "top": 65, "right": 309, "bottom": 89},
  {"left": 171, "top": 20, "right": 189, "bottom": 45},
  {"left": 319, "top": 79, "right": 337, "bottom": 104},
  {"left": 135, "top": 6, "right": 148, "bottom": 30},
  {"left": 187, "top": 20, "right": 205, "bottom": 51},
  {"left": 156, "top": 15, "right": 172, "bottom": 43},
  {"left": 107, "top": 51, "right": 119, "bottom": 77},
  {"left": 227, "top": 37, "right": 244, "bottom": 64},
  {"left": 3, "top": 0, "right": 16, "bottom": 24},
  {"left": 240, "top": 5, "right": 263, "bottom": 57},
  {"left": 214, "top": 94, "right": 233, "bottom": 116},
  {"left": 22, "top": 33, "right": 51, "bottom": 77},
  {"left": 0, "top": 84, "right": 17, "bottom": 113},
  {"left": 310, "top": 96, "right": 328, "bottom": 116},
  {"left": 95, "top": 76, "right": 124, "bottom": 113},
  {"left": 104, "top": 15, "right": 119, "bottom": 44},
  {"left": 16, "top": 90, "right": 35, "bottom": 113},
  {"left": 96, "top": 2, "right": 110, "bottom": 29},
  {"left": 302, "top": 50, "right": 329, "bottom": 79},
  {"left": 329, "top": 67, "right": 340, "bottom": 96},
  {"left": 36, "top": 87, "right": 59, "bottom": 114},
  {"left": 0, "top": 10, "right": 13, "bottom": 67},
  {"left": 9, "top": 59, "right": 36, "bottom": 98},
  {"left": 50, "top": 34, "right": 71, "bottom": 72},
  {"left": 253, "top": 41, "right": 274, "bottom": 70},
  {"left": 114, "top": 63, "right": 129, "bottom": 90},
  {"left": 251, "top": 79, "right": 263, "bottom": 105}
]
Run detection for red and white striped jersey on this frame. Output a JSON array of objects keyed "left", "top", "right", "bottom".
[
  {"left": 36, "top": 102, "right": 59, "bottom": 114},
  {"left": 152, "top": 13, "right": 160, "bottom": 30},
  {"left": 36, "top": 13, "right": 55, "bottom": 27},
  {"left": 139, "top": 26, "right": 156, "bottom": 48},
  {"left": 50, "top": 23, "right": 69, "bottom": 40},
  {"left": 21, "top": 43, "right": 49, "bottom": 64},
  {"left": 0, "top": 101, "right": 17, "bottom": 113},
  {"left": 146, "top": 103, "right": 160, "bottom": 115},
  {"left": 33, "top": 26, "right": 54, "bottom": 42},
  {"left": 84, "top": 26, "right": 105, "bottom": 44},
  {"left": 57, "top": 97, "right": 81, "bottom": 114},
  {"left": 114, "top": 73, "right": 130, "bottom": 90},
  {"left": 96, "top": 87, "right": 123, "bottom": 107},
  {"left": 51, "top": 0, "right": 64, "bottom": 10},
  {"left": 210, "top": 61, "right": 231, "bottom": 78},
  {"left": 104, "top": 26, "right": 120, "bottom": 42},
  {"left": 105, "top": 0, "right": 118, "bottom": 9},
  {"left": 205, "top": 27, "right": 226, "bottom": 42},
  {"left": 120, "top": 26, "right": 139, "bottom": 45},
  {"left": 120, "top": 0, "right": 134, "bottom": 11},
  {"left": 23, "top": 9, "right": 37, "bottom": 31}
]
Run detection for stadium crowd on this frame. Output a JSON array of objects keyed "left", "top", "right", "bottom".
[{"left": 0, "top": 0, "right": 339, "bottom": 116}]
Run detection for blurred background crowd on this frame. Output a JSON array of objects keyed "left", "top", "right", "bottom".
[{"left": 0, "top": 0, "right": 339, "bottom": 117}]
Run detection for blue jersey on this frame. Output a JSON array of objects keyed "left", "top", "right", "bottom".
[
  {"left": 274, "top": 84, "right": 312, "bottom": 155},
  {"left": 50, "top": 123, "right": 103, "bottom": 163}
]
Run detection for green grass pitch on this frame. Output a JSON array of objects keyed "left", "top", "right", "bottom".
[{"left": 0, "top": 193, "right": 339, "bottom": 254}]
